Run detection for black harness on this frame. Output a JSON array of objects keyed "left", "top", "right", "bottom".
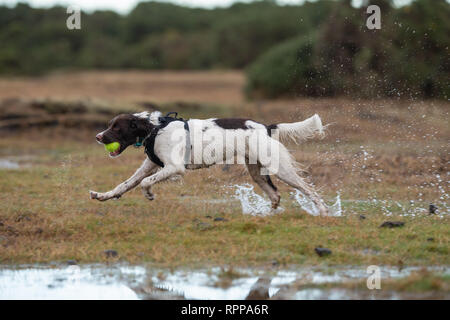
[{"left": 141, "top": 112, "right": 190, "bottom": 168}]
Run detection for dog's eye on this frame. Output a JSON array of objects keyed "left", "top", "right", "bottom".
[{"left": 130, "top": 122, "right": 137, "bottom": 129}]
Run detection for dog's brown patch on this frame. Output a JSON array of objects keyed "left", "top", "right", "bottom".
[{"left": 214, "top": 118, "right": 250, "bottom": 130}]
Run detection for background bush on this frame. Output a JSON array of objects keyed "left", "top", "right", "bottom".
[{"left": 247, "top": 0, "right": 450, "bottom": 99}]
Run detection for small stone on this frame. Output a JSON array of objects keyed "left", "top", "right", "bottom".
[
  {"left": 315, "top": 247, "right": 332, "bottom": 257},
  {"left": 66, "top": 260, "right": 77, "bottom": 265},
  {"left": 214, "top": 217, "right": 227, "bottom": 222},
  {"left": 205, "top": 215, "right": 212, "bottom": 219},
  {"left": 359, "top": 215, "right": 366, "bottom": 220},
  {"left": 380, "top": 221, "right": 405, "bottom": 228},
  {"left": 271, "top": 259, "right": 279, "bottom": 266},
  {"left": 15, "top": 214, "right": 31, "bottom": 222},
  {"left": 104, "top": 249, "right": 118, "bottom": 258},
  {"left": 0, "top": 221, "right": 4, "bottom": 227},
  {"left": 6, "top": 226, "right": 18, "bottom": 236},
  {"left": 429, "top": 203, "right": 437, "bottom": 214},
  {"left": 427, "top": 237, "right": 434, "bottom": 242},
  {"left": 35, "top": 228, "right": 43, "bottom": 234}
]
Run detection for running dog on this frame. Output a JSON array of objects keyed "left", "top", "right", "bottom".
[{"left": 89, "top": 111, "right": 329, "bottom": 215}]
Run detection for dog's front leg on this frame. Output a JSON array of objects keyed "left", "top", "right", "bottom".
[
  {"left": 140, "top": 164, "right": 184, "bottom": 200},
  {"left": 90, "top": 159, "right": 157, "bottom": 201}
]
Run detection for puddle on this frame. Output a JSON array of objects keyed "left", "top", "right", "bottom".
[
  {"left": 0, "top": 159, "right": 20, "bottom": 169},
  {"left": 0, "top": 264, "right": 447, "bottom": 300},
  {"left": 0, "top": 156, "right": 34, "bottom": 170},
  {"left": 0, "top": 265, "right": 145, "bottom": 299}
]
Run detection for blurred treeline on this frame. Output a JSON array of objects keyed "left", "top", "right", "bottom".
[{"left": 0, "top": 0, "right": 448, "bottom": 99}]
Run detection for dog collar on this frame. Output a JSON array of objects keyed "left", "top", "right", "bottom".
[
  {"left": 134, "top": 114, "right": 152, "bottom": 148},
  {"left": 134, "top": 136, "right": 144, "bottom": 148}
]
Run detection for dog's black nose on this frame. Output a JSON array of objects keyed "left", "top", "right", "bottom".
[{"left": 96, "top": 133, "right": 103, "bottom": 142}]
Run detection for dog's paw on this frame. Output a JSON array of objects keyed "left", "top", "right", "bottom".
[
  {"left": 142, "top": 189, "right": 155, "bottom": 201},
  {"left": 90, "top": 190, "right": 110, "bottom": 201},
  {"left": 89, "top": 190, "right": 98, "bottom": 200},
  {"left": 145, "top": 193, "right": 155, "bottom": 201}
]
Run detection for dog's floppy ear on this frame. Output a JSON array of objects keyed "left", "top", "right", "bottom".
[
  {"left": 135, "top": 116, "right": 153, "bottom": 134},
  {"left": 129, "top": 119, "right": 138, "bottom": 130}
]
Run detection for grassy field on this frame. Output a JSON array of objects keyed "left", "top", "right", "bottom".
[{"left": 0, "top": 71, "right": 448, "bottom": 268}]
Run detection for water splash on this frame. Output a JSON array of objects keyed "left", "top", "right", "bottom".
[
  {"left": 231, "top": 182, "right": 448, "bottom": 219},
  {"left": 291, "top": 189, "right": 319, "bottom": 216},
  {"left": 232, "top": 184, "right": 284, "bottom": 216},
  {"left": 329, "top": 193, "right": 342, "bottom": 216},
  {"left": 291, "top": 190, "right": 342, "bottom": 217}
]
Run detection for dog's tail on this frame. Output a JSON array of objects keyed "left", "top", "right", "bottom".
[{"left": 270, "top": 114, "right": 325, "bottom": 144}]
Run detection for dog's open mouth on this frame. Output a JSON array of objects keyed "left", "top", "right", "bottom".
[{"left": 109, "top": 149, "right": 121, "bottom": 157}]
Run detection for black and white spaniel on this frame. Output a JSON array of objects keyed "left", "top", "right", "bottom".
[{"left": 90, "top": 111, "right": 329, "bottom": 215}]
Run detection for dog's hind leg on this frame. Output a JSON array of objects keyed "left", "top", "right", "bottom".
[
  {"left": 270, "top": 145, "right": 329, "bottom": 215},
  {"left": 90, "top": 159, "right": 157, "bottom": 201},
  {"left": 274, "top": 161, "right": 329, "bottom": 216},
  {"left": 140, "top": 164, "right": 185, "bottom": 201},
  {"left": 246, "top": 164, "right": 281, "bottom": 209}
]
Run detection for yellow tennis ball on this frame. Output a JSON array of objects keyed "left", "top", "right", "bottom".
[{"left": 105, "top": 142, "right": 120, "bottom": 153}]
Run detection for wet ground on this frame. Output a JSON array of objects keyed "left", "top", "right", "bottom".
[
  {"left": 0, "top": 264, "right": 448, "bottom": 300},
  {"left": 1, "top": 154, "right": 447, "bottom": 218}
]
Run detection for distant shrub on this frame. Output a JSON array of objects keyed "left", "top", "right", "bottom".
[{"left": 246, "top": 34, "right": 330, "bottom": 98}]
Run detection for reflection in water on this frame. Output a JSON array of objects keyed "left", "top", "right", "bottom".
[{"left": 0, "top": 265, "right": 447, "bottom": 300}]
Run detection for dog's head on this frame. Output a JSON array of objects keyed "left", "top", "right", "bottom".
[{"left": 96, "top": 113, "right": 154, "bottom": 157}]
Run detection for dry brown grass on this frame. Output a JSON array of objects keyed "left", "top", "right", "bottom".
[{"left": 0, "top": 70, "right": 245, "bottom": 105}]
